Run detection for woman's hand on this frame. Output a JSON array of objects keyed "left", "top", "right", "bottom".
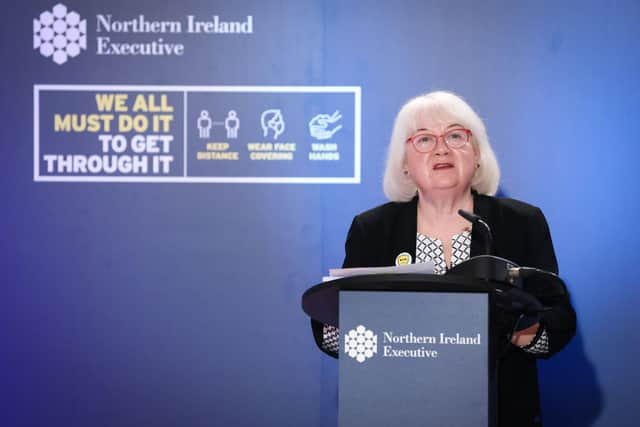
[{"left": 511, "top": 322, "right": 540, "bottom": 347}]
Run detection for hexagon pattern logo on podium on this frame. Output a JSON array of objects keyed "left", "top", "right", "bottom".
[{"left": 344, "top": 325, "right": 377, "bottom": 363}]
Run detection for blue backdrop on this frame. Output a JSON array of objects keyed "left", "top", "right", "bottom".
[{"left": 3, "top": 0, "right": 639, "bottom": 426}]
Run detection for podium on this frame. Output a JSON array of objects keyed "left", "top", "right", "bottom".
[
  {"left": 302, "top": 257, "right": 569, "bottom": 427},
  {"left": 303, "top": 273, "right": 496, "bottom": 427}
]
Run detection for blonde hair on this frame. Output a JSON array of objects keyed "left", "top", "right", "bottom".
[{"left": 383, "top": 91, "right": 500, "bottom": 201}]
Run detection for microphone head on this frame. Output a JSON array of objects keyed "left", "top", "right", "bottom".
[{"left": 458, "top": 209, "right": 480, "bottom": 224}]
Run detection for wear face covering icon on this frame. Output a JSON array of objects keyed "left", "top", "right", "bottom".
[{"left": 261, "top": 109, "right": 285, "bottom": 140}]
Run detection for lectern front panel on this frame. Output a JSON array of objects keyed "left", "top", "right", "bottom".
[{"left": 339, "top": 291, "right": 488, "bottom": 427}]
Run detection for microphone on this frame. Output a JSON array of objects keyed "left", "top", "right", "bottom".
[{"left": 458, "top": 209, "right": 493, "bottom": 255}]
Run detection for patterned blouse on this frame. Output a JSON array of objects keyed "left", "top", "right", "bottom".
[{"left": 416, "top": 231, "right": 472, "bottom": 274}]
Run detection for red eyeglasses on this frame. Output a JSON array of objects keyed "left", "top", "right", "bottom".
[{"left": 407, "top": 128, "right": 472, "bottom": 153}]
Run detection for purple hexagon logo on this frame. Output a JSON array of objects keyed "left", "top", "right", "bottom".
[{"left": 34, "top": 3, "right": 86, "bottom": 65}]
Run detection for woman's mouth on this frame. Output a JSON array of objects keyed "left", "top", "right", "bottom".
[{"left": 432, "top": 163, "right": 453, "bottom": 170}]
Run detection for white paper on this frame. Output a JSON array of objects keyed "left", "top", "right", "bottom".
[{"left": 328, "top": 261, "right": 435, "bottom": 279}]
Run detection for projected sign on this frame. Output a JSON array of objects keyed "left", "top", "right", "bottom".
[{"left": 34, "top": 85, "right": 361, "bottom": 183}]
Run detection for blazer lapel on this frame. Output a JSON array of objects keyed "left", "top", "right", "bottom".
[{"left": 390, "top": 196, "right": 418, "bottom": 265}]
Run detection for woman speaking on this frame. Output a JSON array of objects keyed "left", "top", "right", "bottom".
[{"left": 313, "top": 91, "right": 576, "bottom": 426}]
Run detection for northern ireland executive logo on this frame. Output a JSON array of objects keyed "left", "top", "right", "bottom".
[
  {"left": 34, "top": 3, "right": 87, "bottom": 65},
  {"left": 344, "top": 325, "right": 377, "bottom": 363}
]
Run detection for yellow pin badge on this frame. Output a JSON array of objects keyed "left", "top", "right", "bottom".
[{"left": 395, "top": 252, "right": 412, "bottom": 266}]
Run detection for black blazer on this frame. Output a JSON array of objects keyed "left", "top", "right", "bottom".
[{"left": 314, "top": 192, "right": 576, "bottom": 426}]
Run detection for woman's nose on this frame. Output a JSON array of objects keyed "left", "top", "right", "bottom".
[{"left": 433, "top": 136, "right": 449, "bottom": 155}]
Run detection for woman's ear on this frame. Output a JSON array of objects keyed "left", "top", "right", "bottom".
[{"left": 472, "top": 140, "right": 481, "bottom": 165}]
